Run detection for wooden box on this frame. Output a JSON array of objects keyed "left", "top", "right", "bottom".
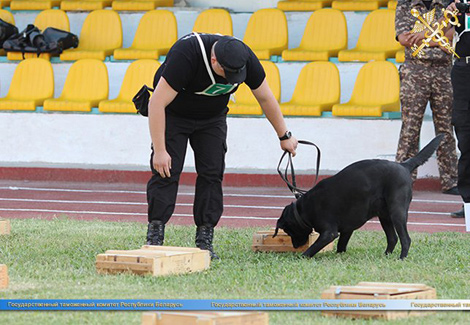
[
  {"left": 0, "top": 219, "right": 10, "bottom": 235},
  {"left": 96, "top": 245, "right": 210, "bottom": 277},
  {"left": 142, "top": 311, "right": 269, "bottom": 325},
  {"left": 252, "top": 228, "right": 334, "bottom": 253},
  {"left": 0, "top": 265, "right": 8, "bottom": 289},
  {"left": 321, "top": 282, "right": 437, "bottom": 320}
]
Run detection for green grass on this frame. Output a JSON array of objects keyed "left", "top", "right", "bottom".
[{"left": 0, "top": 218, "right": 469, "bottom": 324}]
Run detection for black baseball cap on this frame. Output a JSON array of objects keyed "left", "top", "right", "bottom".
[{"left": 214, "top": 36, "right": 250, "bottom": 84}]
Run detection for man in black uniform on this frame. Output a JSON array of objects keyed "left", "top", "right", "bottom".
[
  {"left": 146, "top": 33, "right": 298, "bottom": 259},
  {"left": 446, "top": 0, "right": 470, "bottom": 220}
]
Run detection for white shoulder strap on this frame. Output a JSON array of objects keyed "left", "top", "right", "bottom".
[{"left": 193, "top": 32, "right": 216, "bottom": 84}]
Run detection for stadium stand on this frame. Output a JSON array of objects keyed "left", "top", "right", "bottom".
[
  {"left": 99, "top": 59, "right": 160, "bottom": 113},
  {"left": 332, "top": 0, "right": 388, "bottom": 11},
  {"left": 112, "top": 0, "right": 173, "bottom": 11},
  {"left": 388, "top": 0, "right": 397, "bottom": 9},
  {"left": 396, "top": 49, "right": 404, "bottom": 63},
  {"left": 61, "top": 0, "right": 111, "bottom": 11},
  {"left": 192, "top": 8, "right": 233, "bottom": 36},
  {"left": 228, "top": 60, "right": 281, "bottom": 116},
  {"left": 332, "top": 61, "right": 399, "bottom": 117},
  {"left": 280, "top": 61, "right": 340, "bottom": 116},
  {"left": 281, "top": 9, "right": 347, "bottom": 62},
  {"left": 243, "top": 8, "right": 288, "bottom": 60},
  {"left": 43, "top": 59, "right": 108, "bottom": 112},
  {"left": 0, "top": 58, "right": 54, "bottom": 111},
  {"left": 277, "top": 0, "right": 333, "bottom": 11},
  {"left": 60, "top": 10, "right": 122, "bottom": 61},
  {"left": 10, "top": 0, "right": 61, "bottom": 10},
  {"left": 113, "top": 10, "right": 177, "bottom": 60},
  {"left": 338, "top": 9, "right": 402, "bottom": 62}
]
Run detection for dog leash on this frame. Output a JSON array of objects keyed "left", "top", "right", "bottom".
[{"left": 277, "top": 140, "right": 321, "bottom": 199}]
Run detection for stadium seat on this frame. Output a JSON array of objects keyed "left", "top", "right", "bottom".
[
  {"left": 0, "top": 0, "right": 11, "bottom": 8},
  {"left": 332, "top": 0, "right": 388, "bottom": 11},
  {"left": 61, "top": 0, "right": 111, "bottom": 11},
  {"left": 277, "top": 0, "right": 332, "bottom": 11},
  {"left": 280, "top": 62, "right": 340, "bottom": 116},
  {"left": 338, "top": 9, "right": 402, "bottom": 62},
  {"left": 10, "top": 0, "right": 61, "bottom": 10},
  {"left": 0, "top": 9, "right": 14, "bottom": 24},
  {"left": 99, "top": 59, "right": 160, "bottom": 113},
  {"left": 112, "top": 0, "right": 173, "bottom": 11},
  {"left": 113, "top": 10, "right": 176, "bottom": 60},
  {"left": 281, "top": 9, "right": 347, "bottom": 62},
  {"left": 0, "top": 58, "right": 54, "bottom": 111},
  {"left": 43, "top": 59, "right": 108, "bottom": 112},
  {"left": 396, "top": 49, "right": 404, "bottom": 63},
  {"left": 7, "top": 9, "right": 70, "bottom": 61},
  {"left": 228, "top": 60, "right": 280, "bottom": 115},
  {"left": 388, "top": 0, "right": 397, "bottom": 9},
  {"left": 35, "top": 9, "right": 70, "bottom": 31},
  {"left": 332, "top": 61, "right": 399, "bottom": 117},
  {"left": 243, "top": 8, "right": 288, "bottom": 60},
  {"left": 60, "top": 10, "right": 122, "bottom": 61},
  {"left": 193, "top": 8, "right": 233, "bottom": 36}
]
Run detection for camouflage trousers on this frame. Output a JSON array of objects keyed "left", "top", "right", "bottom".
[{"left": 396, "top": 60, "right": 458, "bottom": 191}]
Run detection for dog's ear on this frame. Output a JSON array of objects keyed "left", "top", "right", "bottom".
[{"left": 273, "top": 226, "right": 279, "bottom": 238}]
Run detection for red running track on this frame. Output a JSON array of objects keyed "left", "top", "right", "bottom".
[{"left": 0, "top": 180, "right": 466, "bottom": 233}]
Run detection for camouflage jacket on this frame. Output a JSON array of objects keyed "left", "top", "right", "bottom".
[{"left": 395, "top": 0, "right": 452, "bottom": 62}]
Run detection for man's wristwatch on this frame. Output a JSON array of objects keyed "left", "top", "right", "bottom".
[{"left": 279, "top": 131, "right": 292, "bottom": 141}]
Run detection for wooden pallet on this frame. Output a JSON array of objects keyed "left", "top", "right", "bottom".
[
  {"left": 0, "top": 265, "right": 8, "bottom": 289},
  {"left": 321, "top": 282, "right": 437, "bottom": 320},
  {"left": 252, "top": 228, "right": 334, "bottom": 253},
  {"left": 142, "top": 311, "right": 269, "bottom": 325},
  {"left": 0, "top": 219, "right": 10, "bottom": 235},
  {"left": 96, "top": 245, "right": 210, "bottom": 277}
]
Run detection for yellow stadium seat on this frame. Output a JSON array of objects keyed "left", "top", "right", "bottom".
[
  {"left": 282, "top": 9, "right": 347, "bottom": 62},
  {"left": 396, "top": 49, "right": 404, "bottom": 62},
  {"left": 10, "top": 0, "right": 61, "bottom": 10},
  {"left": 0, "top": 0, "right": 11, "bottom": 8},
  {"left": 281, "top": 62, "right": 340, "bottom": 116},
  {"left": 332, "top": 0, "right": 388, "bottom": 11},
  {"left": 61, "top": 0, "right": 111, "bottom": 11},
  {"left": 111, "top": 0, "right": 173, "bottom": 11},
  {"left": 228, "top": 61, "right": 280, "bottom": 116},
  {"left": 388, "top": 0, "right": 397, "bottom": 9},
  {"left": 0, "top": 9, "right": 14, "bottom": 24},
  {"left": 7, "top": 9, "right": 70, "bottom": 61},
  {"left": 338, "top": 9, "right": 401, "bottom": 62},
  {"left": 60, "top": 10, "right": 122, "bottom": 61},
  {"left": 332, "top": 61, "right": 399, "bottom": 117},
  {"left": 0, "top": 58, "right": 54, "bottom": 111},
  {"left": 113, "top": 10, "right": 176, "bottom": 60},
  {"left": 193, "top": 9, "right": 233, "bottom": 36},
  {"left": 35, "top": 9, "right": 70, "bottom": 31},
  {"left": 277, "top": 0, "right": 332, "bottom": 11},
  {"left": 243, "top": 8, "right": 288, "bottom": 60},
  {"left": 99, "top": 59, "right": 160, "bottom": 113},
  {"left": 44, "top": 59, "right": 108, "bottom": 112}
]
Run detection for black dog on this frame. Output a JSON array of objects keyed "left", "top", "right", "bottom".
[{"left": 274, "top": 134, "right": 444, "bottom": 259}]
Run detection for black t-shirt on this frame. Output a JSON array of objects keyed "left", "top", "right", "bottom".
[
  {"left": 455, "top": 11, "right": 470, "bottom": 57},
  {"left": 153, "top": 33, "right": 266, "bottom": 119}
]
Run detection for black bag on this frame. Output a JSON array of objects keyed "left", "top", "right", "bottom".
[
  {"left": 42, "top": 27, "right": 78, "bottom": 52},
  {"left": 132, "top": 85, "right": 154, "bottom": 117},
  {"left": 0, "top": 19, "right": 19, "bottom": 48}
]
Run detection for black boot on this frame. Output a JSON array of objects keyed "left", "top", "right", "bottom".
[
  {"left": 195, "top": 225, "right": 220, "bottom": 260},
  {"left": 450, "top": 207, "right": 465, "bottom": 219},
  {"left": 146, "top": 220, "right": 165, "bottom": 245}
]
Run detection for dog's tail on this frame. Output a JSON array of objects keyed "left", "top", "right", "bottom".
[{"left": 400, "top": 134, "right": 444, "bottom": 172}]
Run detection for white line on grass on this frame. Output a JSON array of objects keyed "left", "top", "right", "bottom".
[{"left": 0, "top": 208, "right": 465, "bottom": 227}]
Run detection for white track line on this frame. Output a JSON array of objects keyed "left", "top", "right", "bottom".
[
  {"left": 0, "top": 208, "right": 465, "bottom": 227},
  {"left": 0, "top": 186, "right": 464, "bottom": 204}
]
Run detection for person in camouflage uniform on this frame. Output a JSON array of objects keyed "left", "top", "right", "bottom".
[{"left": 395, "top": 0, "right": 459, "bottom": 194}]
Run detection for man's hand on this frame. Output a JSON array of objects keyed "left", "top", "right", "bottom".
[
  {"left": 281, "top": 136, "right": 298, "bottom": 157},
  {"left": 153, "top": 150, "right": 172, "bottom": 178},
  {"left": 408, "top": 31, "right": 426, "bottom": 46},
  {"left": 447, "top": 0, "right": 460, "bottom": 14}
]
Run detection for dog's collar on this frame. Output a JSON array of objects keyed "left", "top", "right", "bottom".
[{"left": 292, "top": 201, "right": 311, "bottom": 229}]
